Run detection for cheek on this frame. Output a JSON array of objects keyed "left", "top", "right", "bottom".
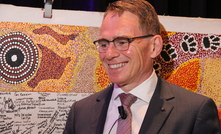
[
  {"left": 124, "top": 44, "right": 140, "bottom": 55},
  {"left": 126, "top": 45, "right": 152, "bottom": 70},
  {"left": 125, "top": 45, "right": 145, "bottom": 60},
  {"left": 121, "top": 48, "right": 135, "bottom": 61},
  {"left": 99, "top": 53, "right": 105, "bottom": 61}
]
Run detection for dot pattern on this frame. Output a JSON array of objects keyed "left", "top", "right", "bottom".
[
  {"left": 0, "top": 22, "right": 220, "bottom": 108},
  {"left": 0, "top": 32, "right": 38, "bottom": 84}
]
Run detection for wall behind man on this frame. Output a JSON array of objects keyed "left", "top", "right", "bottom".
[
  {"left": 0, "top": 3, "right": 221, "bottom": 133},
  {"left": 0, "top": 0, "right": 221, "bottom": 19}
]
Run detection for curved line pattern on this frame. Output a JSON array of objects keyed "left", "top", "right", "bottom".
[{"left": 0, "top": 32, "right": 39, "bottom": 84}]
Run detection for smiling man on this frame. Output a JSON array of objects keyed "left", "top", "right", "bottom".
[
  {"left": 98, "top": 10, "right": 161, "bottom": 92},
  {"left": 63, "top": 0, "right": 221, "bottom": 134}
]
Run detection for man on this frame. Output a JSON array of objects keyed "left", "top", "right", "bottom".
[{"left": 63, "top": 0, "right": 221, "bottom": 133}]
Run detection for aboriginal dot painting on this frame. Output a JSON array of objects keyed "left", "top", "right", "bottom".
[
  {"left": 0, "top": 32, "right": 38, "bottom": 84},
  {"left": 0, "top": 22, "right": 107, "bottom": 93},
  {"left": 0, "top": 22, "right": 220, "bottom": 108}
]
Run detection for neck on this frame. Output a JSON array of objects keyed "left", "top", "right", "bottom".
[{"left": 118, "top": 70, "right": 155, "bottom": 92}]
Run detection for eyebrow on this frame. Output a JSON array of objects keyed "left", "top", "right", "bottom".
[{"left": 98, "top": 35, "right": 132, "bottom": 41}]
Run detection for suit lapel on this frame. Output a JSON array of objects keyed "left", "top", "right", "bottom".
[
  {"left": 139, "top": 77, "right": 175, "bottom": 134},
  {"left": 90, "top": 84, "right": 114, "bottom": 134}
]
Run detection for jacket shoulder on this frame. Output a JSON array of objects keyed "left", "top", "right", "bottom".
[{"left": 74, "top": 84, "right": 113, "bottom": 108}]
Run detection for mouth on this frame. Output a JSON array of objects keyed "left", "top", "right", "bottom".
[{"left": 109, "top": 62, "right": 127, "bottom": 69}]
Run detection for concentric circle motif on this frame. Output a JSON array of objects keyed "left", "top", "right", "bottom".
[{"left": 0, "top": 32, "right": 39, "bottom": 84}]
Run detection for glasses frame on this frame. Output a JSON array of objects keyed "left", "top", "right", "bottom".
[{"left": 93, "top": 34, "right": 154, "bottom": 53}]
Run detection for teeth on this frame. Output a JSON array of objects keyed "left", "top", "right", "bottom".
[{"left": 109, "top": 63, "right": 127, "bottom": 69}]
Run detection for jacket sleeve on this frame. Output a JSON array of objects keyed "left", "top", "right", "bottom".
[
  {"left": 63, "top": 103, "right": 75, "bottom": 134},
  {"left": 193, "top": 98, "right": 221, "bottom": 134}
]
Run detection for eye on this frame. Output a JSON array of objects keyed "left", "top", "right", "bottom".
[
  {"left": 115, "top": 38, "right": 129, "bottom": 46},
  {"left": 97, "top": 40, "right": 109, "bottom": 48},
  {"left": 100, "top": 44, "right": 108, "bottom": 48}
]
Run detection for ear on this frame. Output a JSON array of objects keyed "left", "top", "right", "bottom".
[{"left": 150, "top": 35, "right": 163, "bottom": 58}]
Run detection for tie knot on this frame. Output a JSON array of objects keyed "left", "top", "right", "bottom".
[{"left": 119, "top": 93, "right": 137, "bottom": 107}]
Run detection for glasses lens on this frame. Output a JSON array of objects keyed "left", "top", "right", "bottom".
[
  {"left": 96, "top": 40, "right": 109, "bottom": 52},
  {"left": 114, "top": 38, "right": 129, "bottom": 51}
]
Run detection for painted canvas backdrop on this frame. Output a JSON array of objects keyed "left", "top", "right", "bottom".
[{"left": 0, "top": 4, "right": 221, "bottom": 133}]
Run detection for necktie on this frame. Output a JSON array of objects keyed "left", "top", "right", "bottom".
[{"left": 116, "top": 93, "right": 137, "bottom": 134}]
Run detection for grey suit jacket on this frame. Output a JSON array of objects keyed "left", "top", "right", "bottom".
[{"left": 63, "top": 76, "right": 221, "bottom": 134}]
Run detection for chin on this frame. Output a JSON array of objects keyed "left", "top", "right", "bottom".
[{"left": 110, "top": 78, "right": 126, "bottom": 86}]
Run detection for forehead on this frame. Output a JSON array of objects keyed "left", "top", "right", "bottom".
[{"left": 100, "top": 11, "right": 142, "bottom": 39}]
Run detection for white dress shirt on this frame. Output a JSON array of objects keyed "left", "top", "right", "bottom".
[{"left": 103, "top": 71, "right": 158, "bottom": 134}]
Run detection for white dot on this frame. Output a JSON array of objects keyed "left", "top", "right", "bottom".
[{"left": 11, "top": 55, "right": 17, "bottom": 62}]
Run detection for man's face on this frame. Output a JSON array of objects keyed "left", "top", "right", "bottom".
[{"left": 99, "top": 11, "right": 155, "bottom": 91}]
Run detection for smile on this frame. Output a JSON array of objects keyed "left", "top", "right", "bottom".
[{"left": 109, "top": 63, "right": 127, "bottom": 69}]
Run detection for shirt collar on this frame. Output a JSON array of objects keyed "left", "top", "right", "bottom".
[{"left": 112, "top": 70, "right": 158, "bottom": 103}]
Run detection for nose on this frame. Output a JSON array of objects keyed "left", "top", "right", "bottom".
[{"left": 105, "top": 43, "right": 120, "bottom": 60}]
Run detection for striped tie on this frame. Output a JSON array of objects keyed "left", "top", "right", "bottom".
[{"left": 116, "top": 93, "right": 137, "bottom": 134}]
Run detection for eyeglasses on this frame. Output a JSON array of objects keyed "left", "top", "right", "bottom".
[{"left": 93, "top": 34, "right": 154, "bottom": 53}]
